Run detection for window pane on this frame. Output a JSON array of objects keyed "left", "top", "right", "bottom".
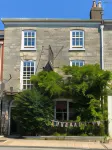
[
  {"left": 31, "top": 67, "right": 34, "bottom": 71},
  {"left": 72, "top": 61, "right": 76, "bottom": 66},
  {"left": 27, "top": 85, "right": 31, "bottom": 89},
  {"left": 27, "top": 62, "right": 30, "bottom": 66},
  {"left": 80, "top": 62, "right": 83, "bottom": 66},
  {"left": 72, "top": 38, "right": 75, "bottom": 46},
  {"left": 23, "top": 85, "right": 26, "bottom": 89},
  {"left": 76, "top": 62, "right": 79, "bottom": 66},
  {"left": 27, "top": 80, "right": 30, "bottom": 84},
  {"left": 31, "top": 72, "right": 34, "bottom": 74},
  {"left": 24, "top": 38, "right": 27, "bottom": 46},
  {"left": 23, "top": 72, "right": 26, "bottom": 75},
  {"left": 80, "top": 31, "right": 83, "bottom": 37},
  {"left": 79, "top": 61, "right": 84, "bottom": 66},
  {"left": 24, "top": 61, "right": 27, "bottom": 66},
  {"left": 28, "top": 32, "right": 31, "bottom": 37},
  {"left": 76, "top": 32, "right": 79, "bottom": 37},
  {"left": 56, "top": 101, "right": 67, "bottom": 112},
  {"left": 31, "top": 62, "right": 34, "bottom": 66},
  {"left": 23, "top": 67, "right": 26, "bottom": 71},
  {"left": 27, "top": 67, "right": 30, "bottom": 71},
  {"left": 32, "top": 38, "right": 35, "bottom": 46},
  {"left": 32, "top": 32, "right": 35, "bottom": 37},
  {"left": 76, "top": 38, "right": 79, "bottom": 46},
  {"left": 69, "top": 102, "right": 75, "bottom": 113},
  {"left": 24, "top": 32, "right": 27, "bottom": 37},
  {"left": 72, "top": 32, "right": 75, "bottom": 37},
  {"left": 28, "top": 38, "right": 31, "bottom": 46},
  {"left": 80, "top": 38, "right": 83, "bottom": 46},
  {"left": 27, "top": 71, "right": 30, "bottom": 74},
  {"left": 23, "top": 80, "right": 26, "bottom": 84}
]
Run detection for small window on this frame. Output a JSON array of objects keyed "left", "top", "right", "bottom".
[
  {"left": 55, "top": 101, "right": 75, "bottom": 121},
  {"left": 70, "top": 30, "right": 84, "bottom": 50},
  {"left": 22, "top": 30, "right": 36, "bottom": 50},
  {"left": 22, "top": 60, "right": 35, "bottom": 90},
  {"left": 70, "top": 60, "right": 84, "bottom": 67}
]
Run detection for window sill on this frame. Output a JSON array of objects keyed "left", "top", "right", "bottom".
[
  {"left": 69, "top": 48, "right": 85, "bottom": 51},
  {"left": 20, "top": 48, "right": 37, "bottom": 51}
]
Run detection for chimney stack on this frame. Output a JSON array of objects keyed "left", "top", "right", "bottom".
[{"left": 90, "top": 0, "right": 103, "bottom": 20}]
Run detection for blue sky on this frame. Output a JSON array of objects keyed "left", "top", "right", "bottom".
[{"left": 0, "top": 0, "right": 112, "bottom": 29}]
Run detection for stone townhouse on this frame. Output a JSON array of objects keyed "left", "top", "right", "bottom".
[
  {"left": 0, "top": 30, "right": 4, "bottom": 90},
  {"left": 1, "top": 0, "right": 112, "bottom": 136}
]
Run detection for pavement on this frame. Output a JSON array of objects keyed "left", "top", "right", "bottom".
[{"left": 0, "top": 138, "right": 112, "bottom": 149}]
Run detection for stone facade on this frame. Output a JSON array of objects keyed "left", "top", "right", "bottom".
[
  {"left": 0, "top": 30, "right": 4, "bottom": 84},
  {"left": 0, "top": 20, "right": 101, "bottom": 135},
  {"left": 2, "top": 18, "right": 112, "bottom": 136},
  {"left": 104, "top": 26, "right": 112, "bottom": 70},
  {"left": 3, "top": 24, "right": 101, "bottom": 92}
]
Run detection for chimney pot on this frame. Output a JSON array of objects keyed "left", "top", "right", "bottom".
[
  {"left": 92, "top": 0, "right": 97, "bottom": 7},
  {"left": 97, "top": 1, "right": 102, "bottom": 8}
]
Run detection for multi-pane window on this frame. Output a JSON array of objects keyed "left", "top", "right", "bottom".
[
  {"left": 70, "top": 30, "right": 84, "bottom": 49},
  {"left": 70, "top": 60, "right": 84, "bottom": 67},
  {"left": 55, "top": 101, "right": 75, "bottom": 121},
  {"left": 22, "top": 30, "right": 36, "bottom": 49},
  {"left": 22, "top": 61, "right": 35, "bottom": 90},
  {"left": 56, "top": 101, "right": 67, "bottom": 121}
]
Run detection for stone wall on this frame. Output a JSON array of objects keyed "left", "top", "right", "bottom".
[
  {"left": 3, "top": 26, "right": 100, "bottom": 92},
  {"left": 104, "top": 29, "right": 112, "bottom": 70}
]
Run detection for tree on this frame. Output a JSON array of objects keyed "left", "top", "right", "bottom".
[
  {"left": 62, "top": 64, "right": 111, "bottom": 121},
  {"left": 31, "top": 71, "right": 64, "bottom": 98},
  {"left": 14, "top": 88, "right": 53, "bottom": 135},
  {"left": 13, "top": 64, "right": 111, "bottom": 135}
]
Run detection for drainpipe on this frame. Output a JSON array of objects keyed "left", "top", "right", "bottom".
[{"left": 100, "top": 24, "right": 104, "bottom": 70}]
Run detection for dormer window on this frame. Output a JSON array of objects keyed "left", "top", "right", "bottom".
[
  {"left": 70, "top": 30, "right": 85, "bottom": 50},
  {"left": 21, "top": 30, "right": 36, "bottom": 50}
]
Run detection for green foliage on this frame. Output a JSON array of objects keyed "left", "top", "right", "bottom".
[
  {"left": 62, "top": 64, "right": 111, "bottom": 121},
  {"left": 76, "top": 116, "right": 81, "bottom": 122},
  {"left": 13, "top": 64, "right": 111, "bottom": 136},
  {"left": 31, "top": 71, "right": 64, "bottom": 97},
  {"left": 14, "top": 88, "right": 53, "bottom": 135},
  {"left": 89, "top": 99, "right": 103, "bottom": 120}
]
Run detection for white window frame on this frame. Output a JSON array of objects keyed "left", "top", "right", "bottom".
[
  {"left": 70, "top": 30, "right": 85, "bottom": 50},
  {"left": 21, "top": 30, "right": 36, "bottom": 50},
  {"left": 70, "top": 60, "right": 85, "bottom": 67},
  {"left": 54, "top": 99, "right": 73, "bottom": 121},
  {"left": 20, "top": 60, "right": 36, "bottom": 90}
]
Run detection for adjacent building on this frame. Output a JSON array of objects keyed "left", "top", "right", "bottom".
[
  {"left": 1, "top": 0, "right": 112, "bottom": 136},
  {"left": 0, "top": 30, "right": 4, "bottom": 91}
]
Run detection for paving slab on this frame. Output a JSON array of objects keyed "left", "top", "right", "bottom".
[
  {"left": 0, "top": 139, "right": 108, "bottom": 149},
  {"left": 104, "top": 143, "right": 112, "bottom": 149}
]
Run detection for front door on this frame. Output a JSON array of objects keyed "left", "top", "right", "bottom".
[{"left": 10, "top": 107, "right": 19, "bottom": 135}]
